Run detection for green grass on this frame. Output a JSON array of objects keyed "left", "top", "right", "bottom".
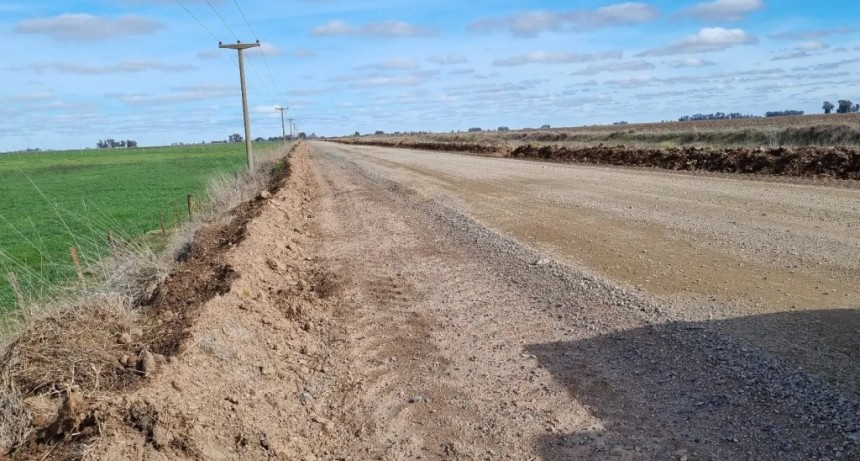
[{"left": 0, "top": 142, "right": 281, "bottom": 312}]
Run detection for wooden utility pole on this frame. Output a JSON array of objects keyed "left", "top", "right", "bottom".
[
  {"left": 219, "top": 40, "right": 261, "bottom": 170},
  {"left": 275, "top": 106, "right": 288, "bottom": 145},
  {"left": 288, "top": 118, "right": 294, "bottom": 140}
]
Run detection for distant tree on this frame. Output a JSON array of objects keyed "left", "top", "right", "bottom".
[
  {"left": 613, "top": 121, "right": 629, "bottom": 125},
  {"left": 823, "top": 101, "right": 835, "bottom": 114},
  {"left": 468, "top": 127, "right": 483, "bottom": 132},
  {"left": 375, "top": 130, "right": 385, "bottom": 135},
  {"left": 254, "top": 137, "right": 264, "bottom": 142},
  {"left": 855, "top": 104, "right": 860, "bottom": 113},
  {"left": 497, "top": 126, "right": 510, "bottom": 131},
  {"left": 309, "top": 133, "right": 318, "bottom": 139},
  {"left": 540, "top": 124, "right": 551, "bottom": 129},
  {"left": 837, "top": 100, "right": 856, "bottom": 114},
  {"left": 765, "top": 110, "right": 804, "bottom": 117},
  {"left": 353, "top": 131, "right": 360, "bottom": 136},
  {"left": 126, "top": 140, "right": 138, "bottom": 148},
  {"left": 228, "top": 133, "right": 244, "bottom": 143},
  {"left": 678, "top": 112, "right": 756, "bottom": 122},
  {"left": 298, "top": 132, "right": 307, "bottom": 140}
]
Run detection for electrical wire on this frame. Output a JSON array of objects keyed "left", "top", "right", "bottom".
[
  {"left": 203, "top": 0, "right": 278, "bottom": 104},
  {"left": 173, "top": 0, "right": 267, "bottom": 100},
  {"left": 206, "top": 0, "right": 240, "bottom": 42},
  {"left": 174, "top": 0, "right": 220, "bottom": 42}
]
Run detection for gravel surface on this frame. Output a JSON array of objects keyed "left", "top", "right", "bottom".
[
  {"left": 308, "top": 142, "right": 859, "bottom": 460},
  {"left": 315, "top": 141, "right": 860, "bottom": 395}
]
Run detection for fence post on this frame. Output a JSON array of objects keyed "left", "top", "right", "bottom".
[
  {"left": 69, "top": 247, "right": 84, "bottom": 283},
  {"left": 187, "top": 194, "right": 195, "bottom": 221},
  {"left": 175, "top": 203, "right": 182, "bottom": 225}
]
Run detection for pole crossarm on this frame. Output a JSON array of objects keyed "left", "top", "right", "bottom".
[{"left": 219, "top": 41, "right": 261, "bottom": 50}]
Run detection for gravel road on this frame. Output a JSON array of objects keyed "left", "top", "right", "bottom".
[{"left": 308, "top": 141, "right": 860, "bottom": 460}]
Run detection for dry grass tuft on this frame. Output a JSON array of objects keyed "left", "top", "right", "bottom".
[
  {"left": 1, "top": 294, "right": 136, "bottom": 397},
  {"left": 0, "top": 369, "right": 31, "bottom": 450}
]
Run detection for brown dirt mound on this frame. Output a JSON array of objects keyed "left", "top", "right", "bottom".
[
  {"left": 332, "top": 139, "right": 860, "bottom": 179},
  {"left": 335, "top": 138, "right": 507, "bottom": 156},
  {"left": 510, "top": 144, "right": 860, "bottom": 179}
]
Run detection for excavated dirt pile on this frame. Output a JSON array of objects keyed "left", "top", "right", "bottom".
[
  {"left": 511, "top": 144, "right": 860, "bottom": 179},
  {"left": 333, "top": 138, "right": 860, "bottom": 179},
  {"left": 334, "top": 138, "right": 506, "bottom": 156}
]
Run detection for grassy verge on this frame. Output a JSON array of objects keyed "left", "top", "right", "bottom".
[{"left": 0, "top": 142, "right": 283, "bottom": 313}]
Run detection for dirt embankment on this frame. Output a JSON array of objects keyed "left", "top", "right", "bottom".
[
  {"left": 0, "top": 143, "right": 343, "bottom": 460},
  {"left": 332, "top": 138, "right": 860, "bottom": 180}
]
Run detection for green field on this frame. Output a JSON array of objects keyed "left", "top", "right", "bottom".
[{"left": 0, "top": 142, "right": 280, "bottom": 312}]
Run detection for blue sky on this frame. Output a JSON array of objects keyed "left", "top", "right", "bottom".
[{"left": 1, "top": 0, "right": 859, "bottom": 151}]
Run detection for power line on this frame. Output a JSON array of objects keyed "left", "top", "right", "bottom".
[
  {"left": 206, "top": 0, "right": 240, "bottom": 42},
  {"left": 174, "top": 0, "right": 220, "bottom": 42},
  {"left": 173, "top": 0, "right": 267, "bottom": 104},
  {"left": 203, "top": 0, "right": 277, "bottom": 104},
  {"left": 232, "top": 0, "right": 285, "bottom": 103}
]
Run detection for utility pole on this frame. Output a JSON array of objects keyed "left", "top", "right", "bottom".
[
  {"left": 287, "top": 118, "right": 295, "bottom": 140},
  {"left": 275, "top": 106, "right": 288, "bottom": 145},
  {"left": 219, "top": 40, "right": 260, "bottom": 170}
]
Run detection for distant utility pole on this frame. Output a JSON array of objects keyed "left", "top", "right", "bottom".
[
  {"left": 219, "top": 40, "right": 260, "bottom": 170},
  {"left": 275, "top": 106, "right": 288, "bottom": 145},
  {"left": 287, "top": 118, "right": 295, "bottom": 139}
]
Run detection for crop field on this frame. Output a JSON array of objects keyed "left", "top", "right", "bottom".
[
  {"left": 354, "top": 113, "right": 860, "bottom": 149},
  {"left": 0, "top": 142, "right": 280, "bottom": 312}
]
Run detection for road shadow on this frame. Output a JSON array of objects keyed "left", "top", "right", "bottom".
[{"left": 527, "top": 309, "right": 860, "bottom": 461}]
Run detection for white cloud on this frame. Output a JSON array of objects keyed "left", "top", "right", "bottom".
[
  {"left": 349, "top": 76, "right": 427, "bottom": 88},
  {"left": 493, "top": 50, "right": 623, "bottom": 66},
  {"left": 197, "top": 49, "right": 221, "bottom": 60},
  {"left": 3, "top": 92, "right": 55, "bottom": 103},
  {"left": 28, "top": 60, "right": 197, "bottom": 74},
  {"left": 771, "top": 41, "right": 830, "bottom": 60},
  {"left": 312, "top": 20, "right": 437, "bottom": 38},
  {"left": 469, "top": 2, "right": 659, "bottom": 38},
  {"left": 360, "top": 59, "right": 419, "bottom": 70},
  {"left": 108, "top": 85, "right": 236, "bottom": 105},
  {"left": 798, "top": 41, "right": 829, "bottom": 51},
  {"left": 14, "top": 13, "right": 162, "bottom": 41},
  {"left": 768, "top": 27, "right": 854, "bottom": 40},
  {"left": 246, "top": 42, "right": 283, "bottom": 57},
  {"left": 637, "top": 27, "right": 758, "bottom": 56},
  {"left": 665, "top": 57, "right": 716, "bottom": 68},
  {"left": 291, "top": 48, "right": 317, "bottom": 58},
  {"left": 571, "top": 60, "right": 655, "bottom": 75},
  {"left": 427, "top": 54, "right": 468, "bottom": 65},
  {"left": 677, "top": 0, "right": 764, "bottom": 21},
  {"left": 772, "top": 50, "right": 812, "bottom": 61}
]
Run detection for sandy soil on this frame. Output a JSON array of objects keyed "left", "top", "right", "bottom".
[{"left": 17, "top": 141, "right": 856, "bottom": 460}]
